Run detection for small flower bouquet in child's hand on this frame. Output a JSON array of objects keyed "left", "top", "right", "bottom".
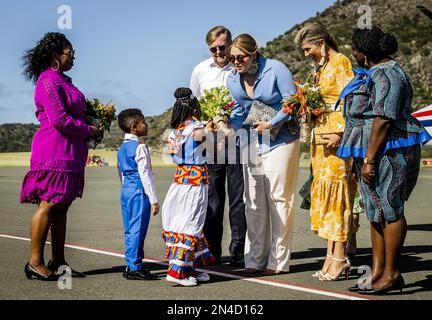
[
  {"left": 85, "top": 98, "right": 117, "bottom": 149},
  {"left": 281, "top": 80, "right": 326, "bottom": 144},
  {"left": 198, "top": 86, "right": 235, "bottom": 135}
]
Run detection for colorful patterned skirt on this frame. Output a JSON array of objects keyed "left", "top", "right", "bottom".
[
  {"left": 161, "top": 164, "right": 214, "bottom": 279},
  {"left": 354, "top": 145, "right": 421, "bottom": 223}
]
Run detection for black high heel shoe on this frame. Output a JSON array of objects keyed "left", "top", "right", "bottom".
[
  {"left": 358, "top": 275, "right": 405, "bottom": 295},
  {"left": 47, "top": 259, "right": 86, "bottom": 278},
  {"left": 24, "top": 263, "right": 59, "bottom": 281},
  {"left": 348, "top": 278, "right": 372, "bottom": 292}
]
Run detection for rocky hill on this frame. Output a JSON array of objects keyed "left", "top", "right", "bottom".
[
  {"left": 260, "top": 0, "right": 432, "bottom": 109},
  {"left": 2, "top": 0, "right": 431, "bottom": 152}
]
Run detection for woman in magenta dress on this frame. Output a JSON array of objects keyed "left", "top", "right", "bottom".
[{"left": 21, "top": 32, "right": 101, "bottom": 280}]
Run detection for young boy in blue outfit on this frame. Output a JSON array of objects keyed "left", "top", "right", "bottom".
[{"left": 117, "top": 108, "right": 160, "bottom": 280}]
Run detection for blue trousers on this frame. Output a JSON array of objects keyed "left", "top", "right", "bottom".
[{"left": 121, "top": 183, "right": 151, "bottom": 271}]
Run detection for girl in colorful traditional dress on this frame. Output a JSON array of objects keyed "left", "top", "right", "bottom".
[{"left": 162, "top": 87, "right": 215, "bottom": 287}]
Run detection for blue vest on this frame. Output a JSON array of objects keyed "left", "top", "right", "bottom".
[{"left": 117, "top": 140, "right": 142, "bottom": 188}]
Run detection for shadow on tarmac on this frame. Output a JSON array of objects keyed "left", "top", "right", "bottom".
[{"left": 407, "top": 224, "right": 432, "bottom": 232}]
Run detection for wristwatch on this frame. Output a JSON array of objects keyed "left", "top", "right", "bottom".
[{"left": 363, "top": 157, "right": 376, "bottom": 164}]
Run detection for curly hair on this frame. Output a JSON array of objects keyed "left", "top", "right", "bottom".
[
  {"left": 117, "top": 108, "right": 145, "bottom": 133},
  {"left": 22, "top": 32, "right": 72, "bottom": 83},
  {"left": 352, "top": 26, "right": 398, "bottom": 60},
  {"left": 170, "top": 88, "right": 199, "bottom": 129}
]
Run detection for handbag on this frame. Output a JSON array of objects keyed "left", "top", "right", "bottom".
[{"left": 243, "top": 100, "right": 283, "bottom": 141}]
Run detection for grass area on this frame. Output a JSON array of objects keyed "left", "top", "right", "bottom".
[
  {"left": 1, "top": 150, "right": 430, "bottom": 169},
  {"left": 0, "top": 149, "right": 175, "bottom": 168},
  {"left": 0, "top": 150, "right": 311, "bottom": 168},
  {"left": 0, "top": 152, "right": 32, "bottom": 167}
]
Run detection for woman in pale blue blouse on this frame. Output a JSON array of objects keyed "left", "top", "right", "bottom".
[{"left": 227, "top": 34, "right": 300, "bottom": 275}]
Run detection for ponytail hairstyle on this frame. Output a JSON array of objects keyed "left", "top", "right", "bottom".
[
  {"left": 229, "top": 33, "right": 259, "bottom": 57},
  {"left": 170, "top": 87, "right": 200, "bottom": 129},
  {"left": 294, "top": 22, "right": 339, "bottom": 52},
  {"left": 352, "top": 26, "right": 398, "bottom": 61}
]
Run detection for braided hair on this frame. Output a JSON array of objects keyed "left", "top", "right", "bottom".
[
  {"left": 352, "top": 26, "right": 398, "bottom": 61},
  {"left": 22, "top": 32, "right": 72, "bottom": 83},
  {"left": 170, "top": 88, "right": 200, "bottom": 129}
]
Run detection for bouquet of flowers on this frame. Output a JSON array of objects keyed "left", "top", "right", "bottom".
[
  {"left": 198, "top": 86, "right": 235, "bottom": 135},
  {"left": 85, "top": 98, "right": 117, "bottom": 149},
  {"left": 281, "top": 80, "right": 327, "bottom": 144}
]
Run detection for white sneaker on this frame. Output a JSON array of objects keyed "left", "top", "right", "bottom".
[
  {"left": 166, "top": 275, "right": 197, "bottom": 287},
  {"left": 196, "top": 272, "right": 210, "bottom": 282}
]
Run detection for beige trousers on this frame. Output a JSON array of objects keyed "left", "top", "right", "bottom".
[{"left": 243, "top": 140, "right": 300, "bottom": 272}]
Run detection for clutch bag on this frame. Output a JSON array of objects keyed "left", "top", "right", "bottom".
[{"left": 243, "top": 100, "right": 282, "bottom": 141}]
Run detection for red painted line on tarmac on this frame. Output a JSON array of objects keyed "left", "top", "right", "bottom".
[
  {"left": 252, "top": 276, "right": 382, "bottom": 301},
  {"left": 1, "top": 233, "right": 378, "bottom": 300}
]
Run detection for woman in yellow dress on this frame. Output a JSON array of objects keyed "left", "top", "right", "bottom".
[{"left": 294, "top": 23, "right": 357, "bottom": 281}]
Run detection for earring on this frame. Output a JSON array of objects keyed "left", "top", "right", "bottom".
[
  {"left": 247, "top": 58, "right": 259, "bottom": 75},
  {"left": 52, "top": 60, "right": 60, "bottom": 71},
  {"left": 364, "top": 56, "right": 369, "bottom": 68},
  {"left": 318, "top": 45, "right": 326, "bottom": 67},
  {"left": 321, "top": 45, "right": 326, "bottom": 57}
]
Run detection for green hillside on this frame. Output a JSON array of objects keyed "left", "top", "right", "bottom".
[
  {"left": 1, "top": 0, "right": 431, "bottom": 153},
  {"left": 261, "top": 0, "right": 432, "bottom": 108},
  {"left": 0, "top": 108, "right": 172, "bottom": 152}
]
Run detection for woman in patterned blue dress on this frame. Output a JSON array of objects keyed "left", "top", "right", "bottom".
[{"left": 337, "top": 27, "right": 431, "bottom": 295}]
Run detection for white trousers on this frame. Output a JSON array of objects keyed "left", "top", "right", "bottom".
[{"left": 243, "top": 140, "right": 300, "bottom": 272}]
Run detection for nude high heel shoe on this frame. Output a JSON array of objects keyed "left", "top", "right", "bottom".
[
  {"left": 320, "top": 256, "right": 351, "bottom": 281},
  {"left": 312, "top": 254, "right": 333, "bottom": 278}
]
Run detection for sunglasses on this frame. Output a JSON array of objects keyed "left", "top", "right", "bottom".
[
  {"left": 228, "top": 55, "right": 250, "bottom": 64},
  {"left": 209, "top": 45, "right": 226, "bottom": 53}
]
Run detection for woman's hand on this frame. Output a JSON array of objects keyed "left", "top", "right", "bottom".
[
  {"left": 322, "top": 133, "right": 341, "bottom": 149},
  {"left": 253, "top": 121, "right": 271, "bottom": 133},
  {"left": 89, "top": 126, "right": 103, "bottom": 138},
  {"left": 361, "top": 163, "right": 375, "bottom": 185}
]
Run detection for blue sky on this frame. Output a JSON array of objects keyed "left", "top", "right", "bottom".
[{"left": 0, "top": 0, "right": 335, "bottom": 124}]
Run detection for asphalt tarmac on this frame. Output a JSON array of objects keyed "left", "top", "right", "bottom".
[{"left": 1, "top": 167, "right": 431, "bottom": 300}]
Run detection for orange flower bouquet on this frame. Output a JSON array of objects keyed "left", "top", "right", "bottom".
[{"left": 281, "top": 80, "right": 326, "bottom": 144}]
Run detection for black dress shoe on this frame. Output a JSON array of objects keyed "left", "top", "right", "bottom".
[
  {"left": 358, "top": 275, "right": 405, "bottom": 295},
  {"left": 24, "top": 263, "right": 59, "bottom": 281},
  {"left": 47, "top": 259, "right": 86, "bottom": 278},
  {"left": 123, "top": 267, "right": 158, "bottom": 280},
  {"left": 229, "top": 252, "right": 244, "bottom": 267}
]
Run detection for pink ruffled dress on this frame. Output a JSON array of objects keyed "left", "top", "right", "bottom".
[{"left": 20, "top": 68, "right": 91, "bottom": 204}]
